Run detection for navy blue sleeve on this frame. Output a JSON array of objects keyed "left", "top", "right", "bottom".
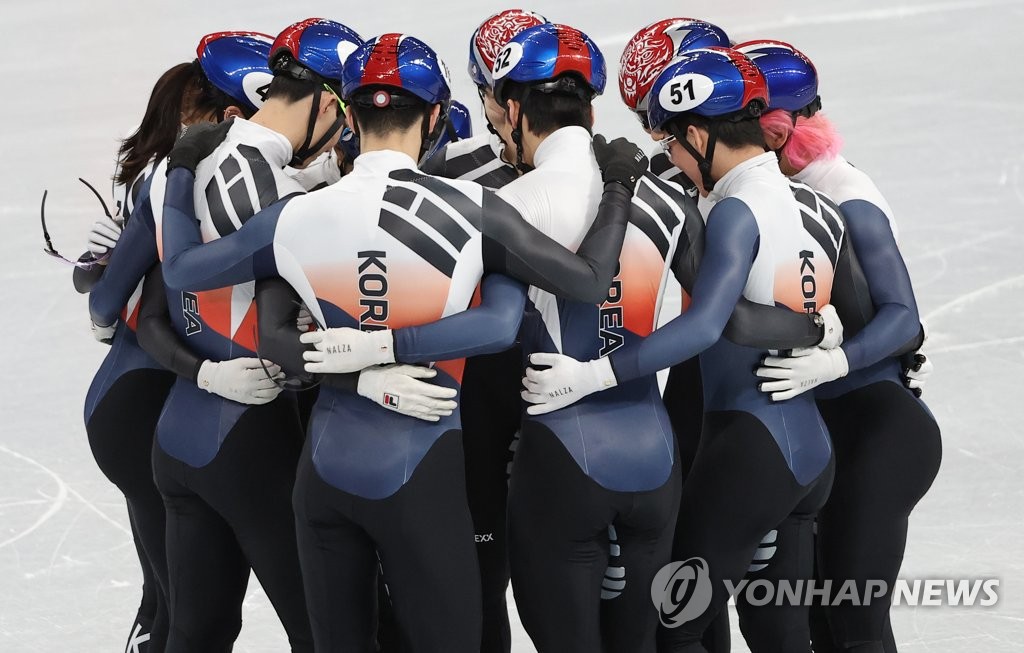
[
  {"left": 135, "top": 264, "right": 206, "bottom": 382},
  {"left": 88, "top": 193, "right": 158, "bottom": 327},
  {"left": 609, "top": 197, "right": 759, "bottom": 382},
  {"left": 392, "top": 274, "right": 527, "bottom": 363},
  {"left": 159, "top": 167, "right": 284, "bottom": 291},
  {"left": 838, "top": 199, "right": 920, "bottom": 370}
]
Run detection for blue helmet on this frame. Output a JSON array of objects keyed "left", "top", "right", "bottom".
[
  {"left": 491, "top": 23, "right": 606, "bottom": 104},
  {"left": 196, "top": 31, "right": 274, "bottom": 113},
  {"left": 647, "top": 47, "right": 769, "bottom": 131},
  {"left": 735, "top": 40, "right": 820, "bottom": 117},
  {"left": 269, "top": 19, "right": 364, "bottom": 167},
  {"left": 424, "top": 99, "right": 473, "bottom": 161},
  {"left": 270, "top": 18, "right": 364, "bottom": 87},
  {"left": 446, "top": 99, "right": 473, "bottom": 140},
  {"left": 468, "top": 9, "right": 548, "bottom": 88},
  {"left": 341, "top": 33, "right": 452, "bottom": 106}
]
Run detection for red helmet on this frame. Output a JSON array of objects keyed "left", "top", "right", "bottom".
[
  {"left": 468, "top": 9, "right": 548, "bottom": 87},
  {"left": 618, "top": 18, "right": 729, "bottom": 127}
]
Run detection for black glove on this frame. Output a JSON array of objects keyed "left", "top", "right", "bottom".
[
  {"left": 167, "top": 119, "right": 234, "bottom": 175},
  {"left": 592, "top": 134, "right": 648, "bottom": 191}
]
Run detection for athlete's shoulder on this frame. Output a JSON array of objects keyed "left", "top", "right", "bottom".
[
  {"left": 648, "top": 150, "right": 699, "bottom": 196},
  {"left": 440, "top": 132, "right": 496, "bottom": 161},
  {"left": 429, "top": 133, "right": 517, "bottom": 188}
]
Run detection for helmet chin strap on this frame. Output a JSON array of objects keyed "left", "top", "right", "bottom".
[
  {"left": 671, "top": 121, "right": 719, "bottom": 193},
  {"left": 418, "top": 101, "right": 451, "bottom": 164},
  {"left": 509, "top": 87, "right": 534, "bottom": 174},
  {"left": 290, "top": 86, "right": 345, "bottom": 167}
]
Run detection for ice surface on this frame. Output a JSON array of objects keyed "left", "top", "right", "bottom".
[{"left": 1, "top": 0, "right": 1021, "bottom": 650}]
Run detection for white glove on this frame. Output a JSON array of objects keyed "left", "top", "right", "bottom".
[
  {"left": 521, "top": 353, "right": 618, "bottom": 416},
  {"left": 357, "top": 364, "right": 458, "bottom": 422},
  {"left": 903, "top": 353, "right": 933, "bottom": 395},
  {"left": 295, "top": 305, "right": 314, "bottom": 330},
  {"left": 197, "top": 358, "right": 284, "bottom": 405},
  {"left": 816, "top": 304, "right": 843, "bottom": 350},
  {"left": 91, "top": 321, "right": 116, "bottom": 344},
  {"left": 87, "top": 215, "right": 123, "bottom": 257},
  {"left": 756, "top": 347, "right": 849, "bottom": 401},
  {"left": 301, "top": 327, "right": 395, "bottom": 373}
]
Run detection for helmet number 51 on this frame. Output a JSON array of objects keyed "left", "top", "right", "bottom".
[{"left": 670, "top": 79, "right": 696, "bottom": 105}]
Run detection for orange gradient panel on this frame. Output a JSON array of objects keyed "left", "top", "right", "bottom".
[
  {"left": 435, "top": 358, "right": 466, "bottom": 385},
  {"left": 233, "top": 300, "right": 258, "bottom": 352},
  {"left": 612, "top": 237, "right": 666, "bottom": 337},
  {"left": 774, "top": 257, "right": 834, "bottom": 313},
  {"left": 194, "top": 287, "right": 235, "bottom": 340},
  {"left": 305, "top": 261, "right": 455, "bottom": 329}
]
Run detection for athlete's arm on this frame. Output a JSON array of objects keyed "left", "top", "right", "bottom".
[
  {"left": 73, "top": 256, "right": 106, "bottom": 294},
  {"left": 255, "top": 277, "right": 359, "bottom": 393},
  {"left": 88, "top": 194, "right": 159, "bottom": 328},
  {"left": 301, "top": 274, "right": 527, "bottom": 373},
  {"left": 393, "top": 274, "right": 526, "bottom": 363},
  {"left": 159, "top": 167, "right": 290, "bottom": 290},
  {"left": 134, "top": 264, "right": 205, "bottom": 381},
  {"left": 832, "top": 199, "right": 921, "bottom": 369},
  {"left": 669, "top": 217, "right": 823, "bottom": 349},
  {"left": 480, "top": 183, "right": 634, "bottom": 304},
  {"left": 521, "top": 198, "right": 760, "bottom": 414},
  {"left": 609, "top": 198, "right": 760, "bottom": 382},
  {"left": 257, "top": 278, "right": 459, "bottom": 420}
]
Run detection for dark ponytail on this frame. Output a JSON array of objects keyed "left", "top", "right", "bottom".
[
  {"left": 116, "top": 61, "right": 202, "bottom": 186},
  {"left": 116, "top": 59, "right": 255, "bottom": 186}
]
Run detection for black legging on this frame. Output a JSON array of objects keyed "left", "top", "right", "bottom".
[
  {"left": 86, "top": 368, "right": 175, "bottom": 653},
  {"left": 459, "top": 346, "right": 523, "bottom": 653},
  {"left": 152, "top": 397, "right": 312, "bottom": 652},
  {"left": 293, "top": 430, "right": 483, "bottom": 653},
  {"left": 812, "top": 381, "right": 941, "bottom": 653},
  {"left": 662, "top": 358, "right": 731, "bottom": 653},
  {"left": 508, "top": 422, "right": 681, "bottom": 653},
  {"left": 659, "top": 410, "right": 834, "bottom": 653}
]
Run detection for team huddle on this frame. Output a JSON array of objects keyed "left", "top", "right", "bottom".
[{"left": 64, "top": 8, "right": 942, "bottom": 653}]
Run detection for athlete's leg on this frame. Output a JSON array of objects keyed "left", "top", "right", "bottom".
[
  {"left": 816, "top": 383, "right": 941, "bottom": 652},
  {"left": 602, "top": 456, "right": 682, "bottom": 653},
  {"left": 658, "top": 411, "right": 826, "bottom": 653},
  {"left": 809, "top": 525, "right": 837, "bottom": 653},
  {"left": 663, "top": 358, "right": 704, "bottom": 478},
  {"left": 370, "top": 432, "right": 483, "bottom": 653},
  {"left": 86, "top": 369, "right": 174, "bottom": 652},
  {"left": 508, "top": 422, "right": 611, "bottom": 653},
  {"left": 293, "top": 444, "right": 379, "bottom": 653},
  {"left": 735, "top": 461, "right": 834, "bottom": 653},
  {"left": 123, "top": 508, "right": 165, "bottom": 653},
  {"left": 153, "top": 446, "right": 249, "bottom": 653},
  {"left": 460, "top": 347, "right": 522, "bottom": 653},
  {"left": 662, "top": 360, "right": 731, "bottom": 653},
  {"left": 194, "top": 401, "right": 313, "bottom": 652}
]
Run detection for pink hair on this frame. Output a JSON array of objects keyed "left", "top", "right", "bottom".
[{"left": 759, "top": 109, "right": 844, "bottom": 170}]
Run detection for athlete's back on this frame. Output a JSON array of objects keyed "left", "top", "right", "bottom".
[
  {"left": 271, "top": 149, "right": 499, "bottom": 499},
  {"left": 699, "top": 153, "right": 843, "bottom": 483},
  {"left": 505, "top": 126, "right": 682, "bottom": 493},
  {"left": 153, "top": 118, "right": 304, "bottom": 467}
]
